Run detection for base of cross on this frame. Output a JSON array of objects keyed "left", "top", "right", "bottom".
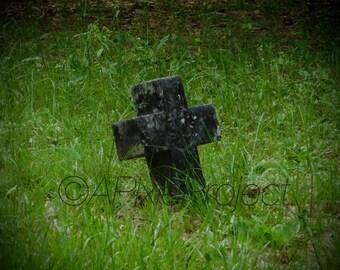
[
  {"left": 113, "top": 76, "right": 221, "bottom": 198},
  {"left": 146, "top": 146, "right": 205, "bottom": 199}
]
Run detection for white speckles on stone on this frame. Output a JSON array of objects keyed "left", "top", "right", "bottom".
[
  {"left": 180, "top": 118, "right": 185, "bottom": 124},
  {"left": 193, "top": 115, "right": 197, "bottom": 120}
]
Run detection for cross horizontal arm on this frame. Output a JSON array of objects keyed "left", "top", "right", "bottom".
[
  {"left": 113, "top": 104, "right": 221, "bottom": 161},
  {"left": 187, "top": 104, "right": 221, "bottom": 146}
]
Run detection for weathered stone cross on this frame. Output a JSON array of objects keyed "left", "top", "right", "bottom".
[{"left": 113, "top": 76, "right": 221, "bottom": 198}]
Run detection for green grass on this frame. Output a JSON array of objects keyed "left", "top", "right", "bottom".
[{"left": 1, "top": 1, "right": 339, "bottom": 269}]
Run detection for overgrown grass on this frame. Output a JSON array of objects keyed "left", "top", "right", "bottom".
[{"left": 0, "top": 1, "right": 339, "bottom": 269}]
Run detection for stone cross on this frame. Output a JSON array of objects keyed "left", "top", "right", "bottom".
[{"left": 113, "top": 76, "right": 221, "bottom": 198}]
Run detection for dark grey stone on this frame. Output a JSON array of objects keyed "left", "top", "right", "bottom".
[{"left": 113, "top": 76, "right": 221, "bottom": 198}]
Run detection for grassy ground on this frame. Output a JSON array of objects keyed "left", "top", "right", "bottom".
[{"left": 0, "top": 0, "right": 339, "bottom": 269}]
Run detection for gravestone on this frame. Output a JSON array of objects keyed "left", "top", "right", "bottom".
[{"left": 113, "top": 76, "right": 221, "bottom": 198}]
